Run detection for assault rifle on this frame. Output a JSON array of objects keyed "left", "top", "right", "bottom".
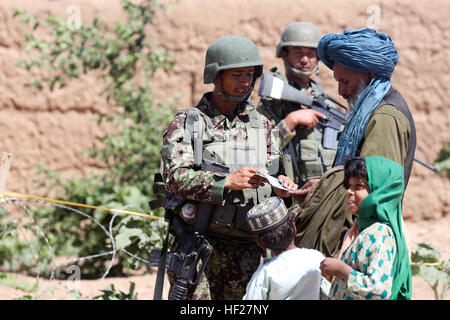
[
  {"left": 258, "top": 72, "right": 346, "bottom": 150},
  {"left": 258, "top": 73, "right": 441, "bottom": 174},
  {"left": 149, "top": 174, "right": 213, "bottom": 300}
]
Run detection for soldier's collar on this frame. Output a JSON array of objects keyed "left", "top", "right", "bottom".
[
  {"left": 288, "top": 78, "right": 314, "bottom": 91},
  {"left": 236, "top": 101, "right": 254, "bottom": 116}
]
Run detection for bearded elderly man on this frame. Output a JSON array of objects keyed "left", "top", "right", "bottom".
[{"left": 290, "top": 28, "right": 416, "bottom": 257}]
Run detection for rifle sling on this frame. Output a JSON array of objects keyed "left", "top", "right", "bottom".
[
  {"left": 153, "top": 213, "right": 174, "bottom": 300},
  {"left": 263, "top": 100, "right": 301, "bottom": 179},
  {"left": 152, "top": 183, "right": 166, "bottom": 196},
  {"left": 187, "top": 111, "right": 215, "bottom": 236},
  {"left": 148, "top": 197, "right": 165, "bottom": 211}
]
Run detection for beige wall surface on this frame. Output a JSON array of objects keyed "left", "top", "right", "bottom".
[{"left": 0, "top": 0, "right": 449, "bottom": 220}]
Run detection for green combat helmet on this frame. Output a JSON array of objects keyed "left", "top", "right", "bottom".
[
  {"left": 204, "top": 35, "right": 263, "bottom": 102},
  {"left": 276, "top": 22, "right": 322, "bottom": 77}
]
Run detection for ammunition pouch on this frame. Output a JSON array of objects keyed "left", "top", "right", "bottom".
[
  {"left": 177, "top": 201, "right": 258, "bottom": 242},
  {"left": 299, "top": 139, "right": 325, "bottom": 181},
  {"left": 209, "top": 204, "right": 257, "bottom": 240}
]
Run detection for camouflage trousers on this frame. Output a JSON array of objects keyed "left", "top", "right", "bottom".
[{"left": 168, "top": 236, "right": 262, "bottom": 300}]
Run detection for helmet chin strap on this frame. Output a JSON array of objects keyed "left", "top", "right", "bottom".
[
  {"left": 214, "top": 77, "right": 257, "bottom": 103},
  {"left": 284, "top": 61, "right": 321, "bottom": 78}
]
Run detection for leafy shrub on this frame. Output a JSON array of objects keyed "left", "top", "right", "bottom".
[
  {"left": 0, "top": 205, "right": 54, "bottom": 275},
  {"left": 411, "top": 242, "right": 449, "bottom": 300},
  {"left": 435, "top": 141, "right": 450, "bottom": 178},
  {"left": 93, "top": 282, "right": 138, "bottom": 300},
  {"left": 6, "top": 0, "right": 179, "bottom": 277}
]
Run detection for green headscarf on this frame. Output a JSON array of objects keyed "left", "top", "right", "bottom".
[{"left": 357, "top": 156, "right": 412, "bottom": 300}]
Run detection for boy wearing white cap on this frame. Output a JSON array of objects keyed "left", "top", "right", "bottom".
[{"left": 243, "top": 196, "right": 330, "bottom": 300}]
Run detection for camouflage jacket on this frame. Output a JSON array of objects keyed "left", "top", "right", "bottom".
[{"left": 161, "top": 92, "right": 281, "bottom": 205}]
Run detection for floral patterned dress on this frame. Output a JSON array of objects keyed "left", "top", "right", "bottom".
[{"left": 329, "top": 222, "right": 397, "bottom": 300}]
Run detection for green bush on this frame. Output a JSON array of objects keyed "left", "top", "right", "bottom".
[
  {"left": 6, "top": 0, "right": 179, "bottom": 278},
  {"left": 411, "top": 242, "right": 449, "bottom": 300},
  {"left": 435, "top": 141, "right": 450, "bottom": 179},
  {"left": 93, "top": 282, "right": 138, "bottom": 300}
]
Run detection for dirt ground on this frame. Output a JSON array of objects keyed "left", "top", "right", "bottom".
[{"left": 0, "top": 216, "right": 448, "bottom": 300}]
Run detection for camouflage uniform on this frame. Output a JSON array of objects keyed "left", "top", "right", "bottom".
[
  {"left": 258, "top": 22, "right": 340, "bottom": 188},
  {"left": 162, "top": 92, "right": 281, "bottom": 300},
  {"left": 257, "top": 68, "right": 337, "bottom": 188},
  {"left": 162, "top": 93, "right": 280, "bottom": 204}
]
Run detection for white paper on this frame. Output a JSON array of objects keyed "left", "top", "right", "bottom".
[{"left": 254, "top": 171, "right": 291, "bottom": 191}]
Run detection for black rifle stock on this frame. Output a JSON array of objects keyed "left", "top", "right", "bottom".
[{"left": 258, "top": 72, "right": 346, "bottom": 150}]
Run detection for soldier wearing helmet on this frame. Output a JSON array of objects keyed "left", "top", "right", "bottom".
[
  {"left": 160, "top": 36, "right": 296, "bottom": 300},
  {"left": 257, "top": 22, "right": 340, "bottom": 189}
]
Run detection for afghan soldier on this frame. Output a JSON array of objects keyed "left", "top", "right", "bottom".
[
  {"left": 257, "top": 22, "right": 340, "bottom": 188},
  {"left": 289, "top": 28, "right": 416, "bottom": 259},
  {"left": 160, "top": 36, "right": 296, "bottom": 300}
]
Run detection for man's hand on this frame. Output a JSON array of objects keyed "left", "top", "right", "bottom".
[
  {"left": 273, "top": 175, "right": 298, "bottom": 198},
  {"left": 288, "top": 178, "right": 320, "bottom": 202},
  {"left": 283, "top": 109, "right": 326, "bottom": 131},
  {"left": 224, "top": 167, "right": 268, "bottom": 191}
]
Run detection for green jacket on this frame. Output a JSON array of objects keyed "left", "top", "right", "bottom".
[{"left": 294, "top": 104, "right": 412, "bottom": 257}]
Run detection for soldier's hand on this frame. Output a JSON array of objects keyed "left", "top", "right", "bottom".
[
  {"left": 288, "top": 178, "right": 320, "bottom": 201},
  {"left": 273, "top": 175, "right": 298, "bottom": 198},
  {"left": 284, "top": 109, "right": 326, "bottom": 131},
  {"left": 224, "top": 167, "right": 268, "bottom": 191}
]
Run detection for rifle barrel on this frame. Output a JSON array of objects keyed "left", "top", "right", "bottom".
[{"left": 414, "top": 157, "right": 439, "bottom": 173}]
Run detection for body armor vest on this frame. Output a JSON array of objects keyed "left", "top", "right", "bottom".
[
  {"left": 179, "top": 106, "right": 272, "bottom": 241},
  {"left": 261, "top": 69, "right": 337, "bottom": 187}
]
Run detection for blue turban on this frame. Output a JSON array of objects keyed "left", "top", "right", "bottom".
[
  {"left": 318, "top": 28, "right": 399, "bottom": 78},
  {"left": 317, "top": 29, "right": 400, "bottom": 165}
]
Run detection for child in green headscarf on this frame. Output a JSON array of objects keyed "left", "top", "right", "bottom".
[{"left": 319, "top": 156, "right": 412, "bottom": 300}]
